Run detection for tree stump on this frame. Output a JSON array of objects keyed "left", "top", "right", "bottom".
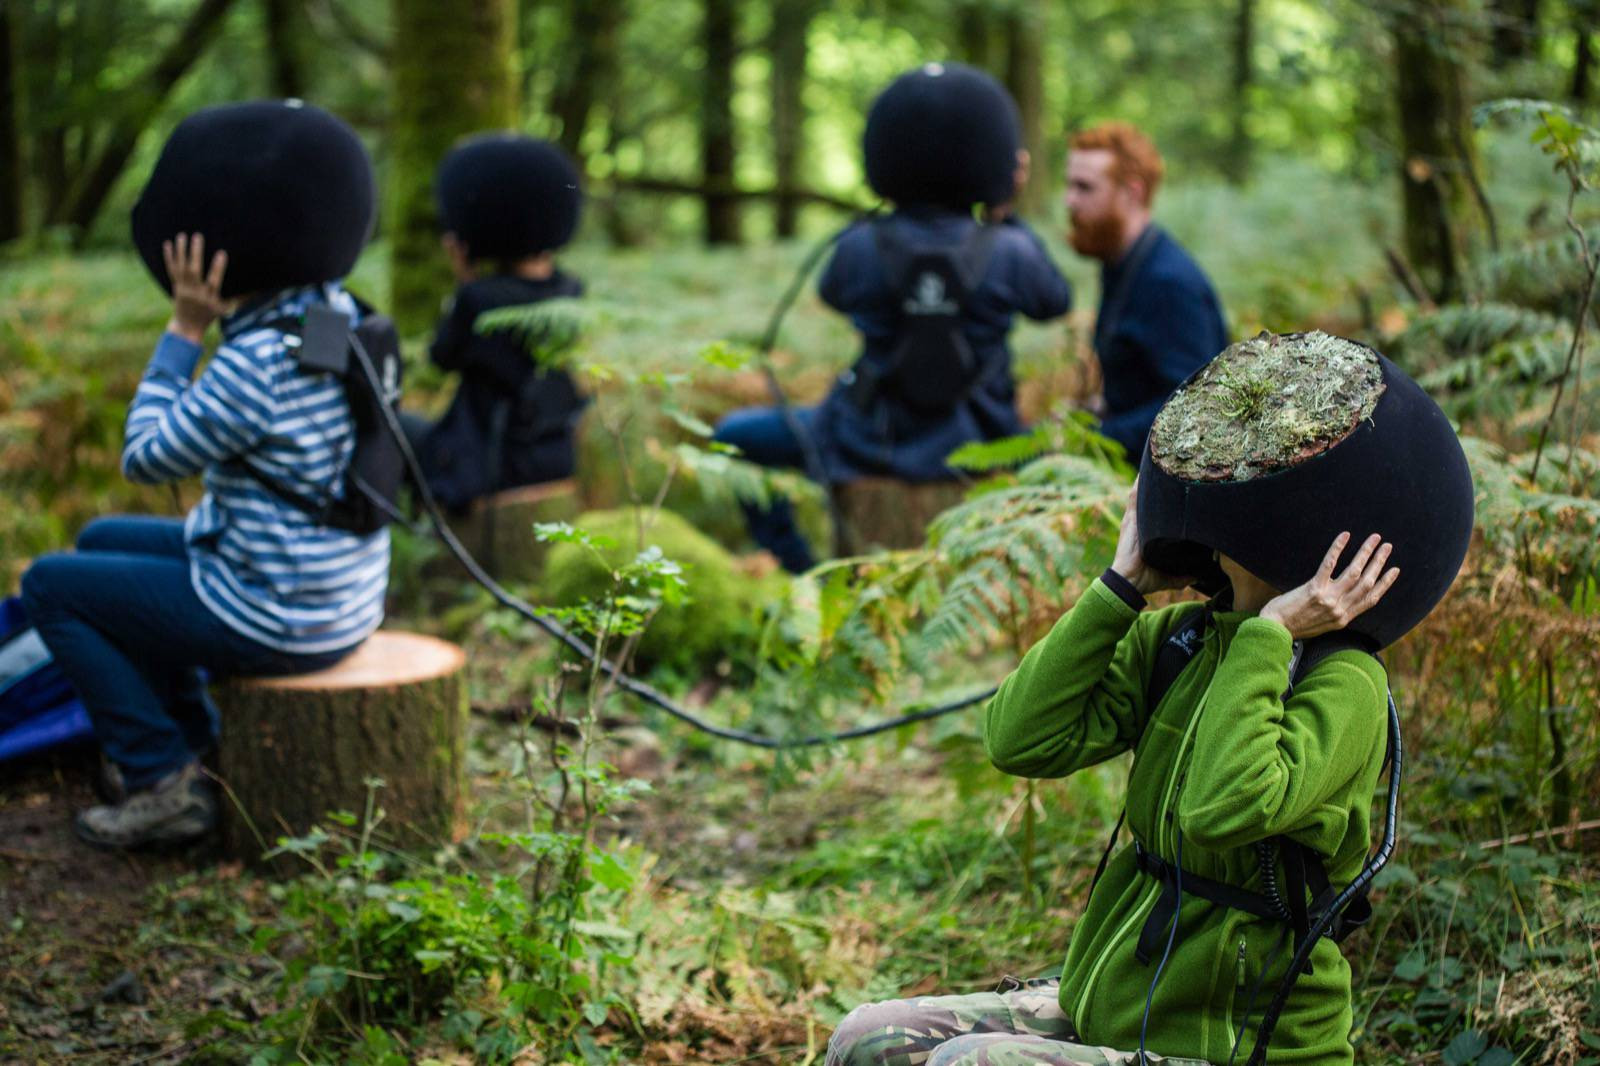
[
  {"left": 214, "top": 631, "right": 468, "bottom": 864},
  {"left": 832, "top": 478, "right": 968, "bottom": 555},
  {"left": 447, "top": 478, "right": 580, "bottom": 583}
]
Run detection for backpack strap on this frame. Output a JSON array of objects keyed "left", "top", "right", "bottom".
[
  {"left": 1144, "top": 605, "right": 1211, "bottom": 713},
  {"left": 872, "top": 218, "right": 1001, "bottom": 305}
]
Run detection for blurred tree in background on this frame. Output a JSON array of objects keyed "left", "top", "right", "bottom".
[{"left": 0, "top": 0, "right": 1593, "bottom": 325}]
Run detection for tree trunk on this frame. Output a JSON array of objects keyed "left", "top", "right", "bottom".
[
  {"left": 1574, "top": 2, "right": 1597, "bottom": 101},
  {"left": 1225, "top": 0, "right": 1255, "bottom": 184},
  {"left": 262, "top": 0, "right": 307, "bottom": 98},
  {"left": 0, "top": 3, "right": 21, "bottom": 243},
  {"left": 1393, "top": 0, "right": 1481, "bottom": 303},
  {"left": 770, "top": 0, "right": 811, "bottom": 237},
  {"left": 1003, "top": 0, "right": 1045, "bottom": 214},
  {"left": 548, "top": 0, "right": 624, "bottom": 163},
  {"left": 1489, "top": 0, "right": 1541, "bottom": 66},
  {"left": 833, "top": 478, "right": 968, "bottom": 556},
  {"left": 214, "top": 632, "right": 469, "bottom": 865},
  {"left": 957, "top": 3, "right": 993, "bottom": 68},
  {"left": 390, "top": 0, "right": 517, "bottom": 333},
  {"left": 701, "top": 0, "right": 740, "bottom": 244},
  {"left": 58, "top": 0, "right": 240, "bottom": 243}
]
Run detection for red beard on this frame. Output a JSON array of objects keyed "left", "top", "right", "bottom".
[{"left": 1069, "top": 210, "right": 1127, "bottom": 259}]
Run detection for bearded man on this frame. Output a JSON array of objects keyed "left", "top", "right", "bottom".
[{"left": 1066, "top": 123, "right": 1228, "bottom": 458}]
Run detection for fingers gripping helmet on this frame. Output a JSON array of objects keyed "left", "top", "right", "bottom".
[
  {"left": 1135, "top": 331, "right": 1475, "bottom": 649},
  {"left": 131, "top": 99, "right": 376, "bottom": 299}
]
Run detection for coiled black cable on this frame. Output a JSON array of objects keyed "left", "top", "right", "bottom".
[
  {"left": 347, "top": 327, "right": 996, "bottom": 750},
  {"left": 1241, "top": 691, "right": 1403, "bottom": 1066},
  {"left": 1253, "top": 837, "right": 1289, "bottom": 920}
]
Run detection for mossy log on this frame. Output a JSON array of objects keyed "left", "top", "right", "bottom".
[
  {"left": 833, "top": 478, "right": 968, "bottom": 555},
  {"left": 214, "top": 631, "right": 468, "bottom": 865},
  {"left": 447, "top": 478, "right": 581, "bottom": 583}
]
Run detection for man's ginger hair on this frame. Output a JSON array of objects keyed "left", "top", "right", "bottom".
[{"left": 1070, "top": 123, "right": 1165, "bottom": 206}]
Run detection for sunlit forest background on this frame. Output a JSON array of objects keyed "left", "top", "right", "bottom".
[{"left": 2, "top": 1, "right": 1598, "bottom": 1064}]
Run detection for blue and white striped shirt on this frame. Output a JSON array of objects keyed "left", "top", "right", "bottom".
[{"left": 122, "top": 283, "right": 389, "bottom": 655}]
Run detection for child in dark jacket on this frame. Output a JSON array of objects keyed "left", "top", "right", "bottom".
[
  {"left": 713, "top": 63, "right": 1072, "bottom": 573},
  {"left": 404, "top": 134, "right": 587, "bottom": 513},
  {"left": 19, "top": 101, "right": 387, "bottom": 849}
]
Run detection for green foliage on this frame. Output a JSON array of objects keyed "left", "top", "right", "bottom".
[
  {"left": 232, "top": 772, "right": 645, "bottom": 1064},
  {"left": 541, "top": 507, "right": 783, "bottom": 675}
]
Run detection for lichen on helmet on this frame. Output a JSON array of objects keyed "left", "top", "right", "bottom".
[{"left": 1149, "top": 330, "right": 1385, "bottom": 482}]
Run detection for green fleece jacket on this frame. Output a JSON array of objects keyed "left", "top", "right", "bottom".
[{"left": 984, "top": 577, "right": 1388, "bottom": 1066}]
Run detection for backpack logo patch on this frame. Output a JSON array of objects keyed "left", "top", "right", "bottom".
[{"left": 906, "top": 271, "right": 958, "bottom": 316}]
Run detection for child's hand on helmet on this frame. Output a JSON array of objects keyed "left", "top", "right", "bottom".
[
  {"left": 1110, "top": 481, "right": 1190, "bottom": 596},
  {"left": 163, "top": 233, "right": 228, "bottom": 344},
  {"left": 1260, "top": 532, "right": 1399, "bottom": 639}
]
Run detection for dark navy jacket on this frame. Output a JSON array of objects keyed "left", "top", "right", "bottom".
[
  {"left": 1093, "top": 225, "right": 1228, "bottom": 458},
  {"left": 815, "top": 208, "right": 1072, "bottom": 482},
  {"left": 420, "top": 272, "right": 585, "bottom": 511}
]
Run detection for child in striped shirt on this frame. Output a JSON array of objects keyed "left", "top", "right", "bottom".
[{"left": 19, "top": 101, "right": 387, "bottom": 849}]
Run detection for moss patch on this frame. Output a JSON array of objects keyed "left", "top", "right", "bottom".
[
  {"left": 1149, "top": 330, "right": 1385, "bottom": 482},
  {"left": 541, "top": 507, "right": 783, "bottom": 673}
]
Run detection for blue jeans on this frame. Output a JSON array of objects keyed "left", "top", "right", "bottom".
[
  {"left": 713, "top": 405, "right": 822, "bottom": 573},
  {"left": 19, "top": 516, "right": 349, "bottom": 789}
]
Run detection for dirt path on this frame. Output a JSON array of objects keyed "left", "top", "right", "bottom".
[{"left": 0, "top": 749, "right": 251, "bottom": 1065}]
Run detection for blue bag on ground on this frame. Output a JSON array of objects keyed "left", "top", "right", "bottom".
[{"left": 0, "top": 595, "right": 93, "bottom": 761}]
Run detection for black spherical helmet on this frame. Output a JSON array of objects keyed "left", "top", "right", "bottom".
[
  {"left": 1136, "top": 331, "right": 1475, "bottom": 649},
  {"left": 862, "top": 62, "right": 1022, "bottom": 209},
  {"left": 131, "top": 100, "right": 375, "bottom": 299},
  {"left": 435, "top": 133, "right": 583, "bottom": 261}
]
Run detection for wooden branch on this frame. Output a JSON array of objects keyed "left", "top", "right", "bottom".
[
  {"left": 63, "top": 0, "right": 241, "bottom": 240},
  {"left": 610, "top": 174, "right": 868, "bottom": 215},
  {"left": 308, "top": 0, "right": 389, "bottom": 61},
  {"left": 1476, "top": 817, "right": 1600, "bottom": 851},
  {"left": 1383, "top": 245, "right": 1438, "bottom": 311}
]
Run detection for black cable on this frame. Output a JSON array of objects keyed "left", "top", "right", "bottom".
[
  {"left": 349, "top": 328, "right": 995, "bottom": 750},
  {"left": 1138, "top": 826, "right": 1184, "bottom": 1065},
  {"left": 1242, "top": 692, "right": 1404, "bottom": 1066},
  {"left": 749, "top": 214, "right": 879, "bottom": 555},
  {"left": 1225, "top": 925, "right": 1293, "bottom": 1066}
]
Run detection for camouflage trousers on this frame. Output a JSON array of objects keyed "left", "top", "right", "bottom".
[{"left": 826, "top": 978, "right": 1210, "bottom": 1066}]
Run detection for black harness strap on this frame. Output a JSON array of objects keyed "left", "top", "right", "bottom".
[{"left": 1117, "top": 611, "right": 1382, "bottom": 970}]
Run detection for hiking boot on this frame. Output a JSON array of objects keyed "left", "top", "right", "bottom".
[{"left": 75, "top": 761, "right": 217, "bottom": 849}]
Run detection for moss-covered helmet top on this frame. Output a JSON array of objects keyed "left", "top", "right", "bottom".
[
  {"left": 131, "top": 99, "right": 375, "bottom": 299},
  {"left": 1136, "top": 330, "right": 1474, "bottom": 649},
  {"left": 862, "top": 61, "right": 1022, "bottom": 209},
  {"left": 435, "top": 133, "right": 583, "bottom": 261},
  {"left": 1149, "top": 331, "right": 1386, "bottom": 483}
]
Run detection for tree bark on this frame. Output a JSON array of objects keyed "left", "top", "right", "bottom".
[
  {"left": 390, "top": 0, "right": 517, "bottom": 333},
  {"left": 770, "top": 0, "right": 812, "bottom": 237},
  {"left": 0, "top": 2, "right": 21, "bottom": 243},
  {"left": 215, "top": 632, "right": 469, "bottom": 865},
  {"left": 1226, "top": 0, "right": 1255, "bottom": 184},
  {"left": 700, "top": 0, "right": 740, "bottom": 244},
  {"left": 548, "top": 0, "right": 624, "bottom": 163},
  {"left": 58, "top": 0, "right": 240, "bottom": 243},
  {"left": 1393, "top": 0, "right": 1482, "bottom": 303},
  {"left": 957, "top": 3, "right": 993, "bottom": 68},
  {"left": 1003, "top": 0, "right": 1045, "bottom": 214},
  {"left": 833, "top": 478, "right": 968, "bottom": 556},
  {"left": 262, "top": 0, "right": 307, "bottom": 98},
  {"left": 1574, "top": 2, "right": 1597, "bottom": 101},
  {"left": 1488, "top": 0, "right": 1541, "bottom": 66}
]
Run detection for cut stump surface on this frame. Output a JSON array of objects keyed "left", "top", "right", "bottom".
[{"left": 214, "top": 631, "right": 468, "bottom": 865}]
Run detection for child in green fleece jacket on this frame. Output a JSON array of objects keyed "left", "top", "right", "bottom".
[{"left": 827, "top": 483, "right": 1399, "bottom": 1066}]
